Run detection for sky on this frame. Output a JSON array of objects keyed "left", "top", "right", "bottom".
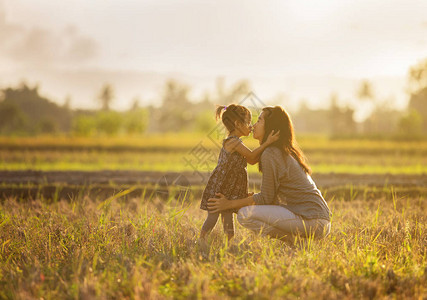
[{"left": 1, "top": 0, "right": 427, "bottom": 120}]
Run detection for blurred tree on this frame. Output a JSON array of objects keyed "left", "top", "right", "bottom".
[
  {"left": 212, "top": 77, "right": 252, "bottom": 104},
  {"left": 72, "top": 112, "right": 97, "bottom": 137},
  {"left": 216, "top": 77, "right": 226, "bottom": 100},
  {"left": 397, "top": 110, "right": 422, "bottom": 138},
  {"left": 407, "top": 58, "right": 427, "bottom": 133},
  {"left": 150, "top": 78, "right": 253, "bottom": 133},
  {"left": 98, "top": 84, "right": 114, "bottom": 111},
  {"left": 95, "top": 111, "right": 122, "bottom": 136},
  {"left": 195, "top": 110, "right": 216, "bottom": 133},
  {"left": 408, "top": 58, "right": 427, "bottom": 94},
  {"left": 162, "top": 80, "right": 190, "bottom": 107},
  {"left": 130, "top": 97, "right": 140, "bottom": 111},
  {"left": 408, "top": 88, "right": 427, "bottom": 131},
  {"left": 72, "top": 109, "right": 143, "bottom": 137},
  {"left": 0, "top": 82, "right": 72, "bottom": 135},
  {"left": 124, "top": 108, "right": 148, "bottom": 135},
  {"left": 363, "top": 105, "right": 402, "bottom": 136},
  {"left": 356, "top": 80, "right": 379, "bottom": 131},
  {"left": 37, "top": 118, "right": 58, "bottom": 134},
  {"left": 357, "top": 80, "right": 375, "bottom": 101},
  {"left": 63, "top": 95, "right": 72, "bottom": 110},
  {"left": 328, "top": 94, "right": 356, "bottom": 136},
  {"left": 329, "top": 94, "right": 341, "bottom": 134},
  {"left": 197, "top": 92, "right": 213, "bottom": 112},
  {"left": 221, "top": 80, "right": 251, "bottom": 104},
  {"left": 158, "top": 80, "right": 192, "bottom": 132},
  {"left": 0, "top": 102, "right": 28, "bottom": 134},
  {"left": 294, "top": 109, "right": 331, "bottom": 134},
  {"left": 292, "top": 97, "right": 355, "bottom": 135}
]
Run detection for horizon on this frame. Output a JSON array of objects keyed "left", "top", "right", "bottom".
[{"left": 1, "top": 0, "right": 426, "bottom": 120}]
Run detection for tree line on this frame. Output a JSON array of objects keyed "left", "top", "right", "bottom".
[
  {"left": 0, "top": 79, "right": 251, "bottom": 136},
  {"left": 0, "top": 59, "right": 426, "bottom": 138}
]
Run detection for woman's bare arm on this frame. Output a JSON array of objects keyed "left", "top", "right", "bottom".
[{"left": 207, "top": 193, "right": 255, "bottom": 213}]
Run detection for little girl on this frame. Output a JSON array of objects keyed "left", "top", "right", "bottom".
[{"left": 199, "top": 104, "right": 279, "bottom": 241}]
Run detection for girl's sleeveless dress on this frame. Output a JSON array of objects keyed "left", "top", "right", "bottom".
[{"left": 200, "top": 136, "right": 248, "bottom": 212}]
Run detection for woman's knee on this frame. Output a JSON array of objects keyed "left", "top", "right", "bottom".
[
  {"left": 305, "top": 219, "right": 331, "bottom": 239},
  {"left": 318, "top": 220, "right": 331, "bottom": 238},
  {"left": 236, "top": 206, "right": 254, "bottom": 225}
]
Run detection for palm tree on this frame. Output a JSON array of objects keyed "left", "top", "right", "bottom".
[{"left": 98, "top": 84, "right": 114, "bottom": 111}]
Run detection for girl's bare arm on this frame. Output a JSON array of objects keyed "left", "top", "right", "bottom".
[{"left": 226, "top": 130, "right": 280, "bottom": 165}]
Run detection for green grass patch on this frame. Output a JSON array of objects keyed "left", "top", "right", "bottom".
[
  {"left": 1, "top": 150, "right": 427, "bottom": 174},
  {"left": 1, "top": 135, "right": 427, "bottom": 174}
]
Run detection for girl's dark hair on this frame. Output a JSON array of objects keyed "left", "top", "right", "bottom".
[
  {"left": 215, "top": 104, "right": 251, "bottom": 133},
  {"left": 260, "top": 106, "right": 311, "bottom": 174}
]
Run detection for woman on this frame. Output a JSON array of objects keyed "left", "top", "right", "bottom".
[{"left": 208, "top": 106, "right": 331, "bottom": 243}]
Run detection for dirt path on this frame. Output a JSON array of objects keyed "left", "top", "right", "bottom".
[
  {"left": 1, "top": 170, "right": 426, "bottom": 201},
  {"left": 1, "top": 170, "right": 426, "bottom": 188}
]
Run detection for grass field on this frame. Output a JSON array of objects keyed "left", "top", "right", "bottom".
[
  {"left": 2, "top": 150, "right": 427, "bottom": 174},
  {"left": 1, "top": 135, "right": 427, "bottom": 174},
  {"left": 0, "top": 188, "right": 426, "bottom": 299},
  {"left": 1, "top": 134, "right": 426, "bottom": 298}
]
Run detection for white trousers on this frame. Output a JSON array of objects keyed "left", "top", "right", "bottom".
[{"left": 237, "top": 205, "right": 331, "bottom": 241}]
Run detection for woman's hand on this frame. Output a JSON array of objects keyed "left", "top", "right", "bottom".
[
  {"left": 265, "top": 130, "right": 280, "bottom": 145},
  {"left": 207, "top": 193, "right": 231, "bottom": 213}
]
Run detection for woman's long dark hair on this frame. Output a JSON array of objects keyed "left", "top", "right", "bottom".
[{"left": 259, "top": 106, "right": 311, "bottom": 174}]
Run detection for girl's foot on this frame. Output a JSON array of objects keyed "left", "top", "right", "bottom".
[
  {"left": 196, "top": 238, "right": 210, "bottom": 260},
  {"left": 226, "top": 238, "right": 240, "bottom": 254}
]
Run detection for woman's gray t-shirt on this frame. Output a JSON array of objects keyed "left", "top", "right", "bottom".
[{"left": 253, "top": 147, "right": 331, "bottom": 221}]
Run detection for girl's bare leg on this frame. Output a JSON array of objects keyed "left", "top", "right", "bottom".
[
  {"left": 221, "top": 212, "right": 234, "bottom": 241},
  {"left": 200, "top": 212, "right": 220, "bottom": 240}
]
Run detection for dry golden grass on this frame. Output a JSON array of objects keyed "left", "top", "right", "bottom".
[{"left": 0, "top": 189, "right": 426, "bottom": 299}]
